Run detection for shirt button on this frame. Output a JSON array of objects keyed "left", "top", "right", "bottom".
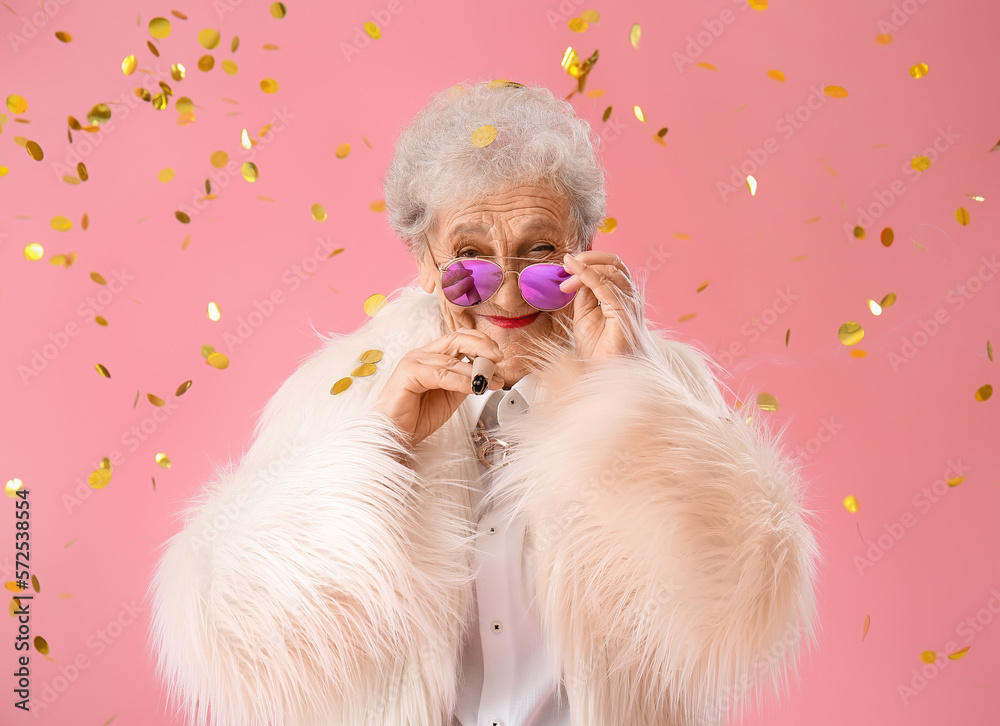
[{"left": 491, "top": 620, "right": 502, "bottom": 634}]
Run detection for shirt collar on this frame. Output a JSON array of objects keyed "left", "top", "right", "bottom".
[{"left": 465, "top": 371, "right": 538, "bottom": 433}]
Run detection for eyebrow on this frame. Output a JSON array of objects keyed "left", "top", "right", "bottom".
[{"left": 444, "top": 219, "right": 564, "bottom": 247}]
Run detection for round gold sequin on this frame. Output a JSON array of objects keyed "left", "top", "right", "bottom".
[
  {"left": 171, "top": 63, "right": 186, "bottom": 81},
  {"left": 364, "top": 21, "right": 381, "bottom": 39},
  {"left": 880, "top": 227, "right": 894, "bottom": 246},
  {"left": 208, "top": 302, "right": 221, "bottom": 321},
  {"left": 568, "top": 17, "right": 588, "bottom": 32},
  {"left": 358, "top": 349, "right": 384, "bottom": 364},
  {"left": 955, "top": 207, "right": 970, "bottom": 226},
  {"left": 364, "top": 294, "right": 387, "bottom": 316},
  {"left": 843, "top": 495, "right": 859, "bottom": 513},
  {"left": 152, "top": 93, "right": 168, "bottom": 110},
  {"left": 6, "top": 95, "right": 27, "bottom": 114},
  {"left": 876, "top": 33, "right": 893, "bottom": 44},
  {"left": 95, "top": 316, "right": 107, "bottom": 326},
  {"left": 222, "top": 59, "right": 239, "bottom": 75},
  {"left": 201, "top": 344, "right": 216, "bottom": 359},
  {"left": 629, "top": 23, "right": 641, "bottom": 49},
  {"left": 95, "top": 363, "right": 111, "bottom": 378},
  {"left": 352, "top": 363, "right": 377, "bottom": 377},
  {"left": 749, "top": 0, "right": 768, "bottom": 9},
  {"left": 270, "top": 2, "right": 287, "bottom": 18},
  {"left": 197, "top": 55, "right": 215, "bottom": 72},
  {"left": 175, "top": 211, "right": 191, "bottom": 224},
  {"left": 90, "top": 272, "right": 107, "bottom": 285},
  {"left": 471, "top": 125, "right": 498, "bottom": 148},
  {"left": 51, "top": 216, "right": 72, "bottom": 231},
  {"left": 921, "top": 650, "right": 936, "bottom": 664},
  {"left": 231, "top": 36, "right": 240, "bottom": 53},
  {"left": 370, "top": 200, "right": 387, "bottom": 212},
  {"left": 824, "top": 85, "right": 848, "bottom": 98},
  {"left": 853, "top": 226, "right": 865, "bottom": 239},
  {"left": 767, "top": 69, "right": 785, "bottom": 82},
  {"left": 311, "top": 203, "right": 327, "bottom": 222},
  {"left": 175, "top": 380, "right": 193, "bottom": 396},
  {"left": 33, "top": 636, "right": 49, "bottom": 655},
  {"left": 336, "top": 143, "right": 351, "bottom": 158},
  {"left": 260, "top": 78, "right": 279, "bottom": 93},
  {"left": 88, "top": 104, "right": 111, "bottom": 124},
  {"left": 909, "top": 63, "right": 929, "bottom": 79},
  {"left": 55, "top": 30, "right": 73, "bottom": 42},
  {"left": 599, "top": 217, "right": 617, "bottom": 233},
  {"left": 88, "top": 467, "right": 112, "bottom": 489},
  {"left": 25, "top": 140, "right": 43, "bottom": 160},
  {"left": 155, "top": 453, "right": 172, "bottom": 468},
  {"left": 633, "top": 105, "right": 646, "bottom": 122},
  {"left": 756, "top": 392, "right": 779, "bottom": 411},
  {"left": 148, "top": 40, "right": 161, "bottom": 57},
  {"left": 24, "top": 244, "right": 43, "bottom": 260},
  {"left": 158, "top": 168, "right": 175, "bottom": 182},
  {"left": 975, "top": 384, "right": 992, "bottom": 402},
  {"left": 581, "top": 9, "right": 600, "bottom": 22},
  {"left": 911, "top": 155, "right": 931, "bottom": 171},
  {"left": 147, "top": 393, "right": 166, "bottom": 407},
  {"left": 947, "top": 476, "right": 965, "bottom": 487},
  {"left": 122, "top": 55, "right": 138, "bottom": 75},
  {"left": 207, "top": 352, "right": 230, "bottom": 369},
  {"left": 241, "top": 162, "right": 258, "bottom": 182},
  {"left": 331, "top": 377, "right": 353, "bottom": 394},
  {"left": 148, "top": 17, "right": 172, "bottom": 39},
  {"left": 198, "top": 28, "right": 221, "bottom": 49},
  {"left": 948, "top": 646, "right": 971, "bottom": 660},
  {"left": 176, "top": 97, "right": 194, "bottom": 113},
  {"left": 210, "top": 151, "right": 229, "bottom": 168},
  {"left": 880, "top": 293, "right": 897, "bottom": 308},
  {"left": 838, "top": 322, "right": 864, "bottom": 345}
]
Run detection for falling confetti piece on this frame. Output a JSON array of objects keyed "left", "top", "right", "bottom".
[
  {"left": 879, "top": 292, "right": 897, "bottom": 308},
  {"left": 33, "top": 636, "right": 49, "bottom": 655},
  {"left": 241, "top": 128, "right": 252, "bottom": 149},
  {"left": 746, "top": 175, "right": 758, "bottom": 196},
  {"left": 155, "top": 453, "right": 172, "bottom": 468},
  {"left": 629, "top": 23, "right": 641, "bottom": 49},
  {"left": 207, "top": 352, "right": 229, "bottom": 369},
  {"left": 875, "top": 33, "right": 893, "bottom": 44},
  {"left": 909, "top": 63, "right": 929, "bottom": 79},
  {"left": 948, "top": 646, "right": 970, "bottom": 659},
  {"left": 955, "top": 207, "right": 970, "bottom": 225},
  {"left": 331, "top": 377, "right": 352, "bottom": 394},
  {"left": 88, "top": 468, "right": 111, "bottom": 489},
  {"left": 122, "top": 55, "right": 137, "bottom": 75},
  {"left": 311, "top": 203, "right": 327, "bottom": 222},
  {"left": 677, "top": 313, "right": 697, "bottom": 323},
  {"left": 175, "top": 211, "right": 191, "bottom": 224},
  {"left": 838, "top": 322, "right": 864, "bottom": 345},
  {"left": 756, "top": 392, "right": 778, "bottom": 411},
  {"left": 880, "top": 227, "right": 894, "bottom": 246},
  {"left": 50, "top": 215, "right": 73, "bottom": 231},
  {"left": 25, "top": 140, "right": 43, "bottom": 160},
  {"left": 369, "top": 200, "right": 386, "bottom": 212},
  {"left": 988, "top": 341, "right": 993, "bottom": 361},
  {"left": 208, "top": 301, "right": 221, "bottom": 321},
  {"left": 270, "top": 2, "right": 287, "bottom": 18},
  {"left": 210, "top": 151, "right": 229, "bottom": 168},
  {"left": 175, "top": 380, "right": 192, "bottom": 396},
  {"left": 260, "top": 78, "right": 279, "bottom": 93},
  {"left": 364, "top": 294, "right": 388, "bottom": 317},
  {"left": 966, "top": 194, "right": 985, "bottom": 202},
  {"left": 148, "top": 17, "right": 171, "bottom": 38},
  {"left": 471, "top": 125, "right": 498, "bottom": 147},
  {"left": 853, "top": 226, "right": 865, "bottom": 239},
  {"left": 241, "top": 162, "right": 258, "bottom": 182},
  {"left": 823, "top": 85, "right": 848, "bottom": 98},
  {"left": 673, "top": 233, "right": 691, "bottom": 241},
  {"left": 6, "top": 94, "right": 28, "bottom": 114},
  {"left": 24, "top": 244, "right": 44, "bottom": 260},
  {"left": 921, "top": 651, "right": 936, "bottom": 664},
  {"left": 766, "top": 69, "right": 786, "bottom": 82},
  {"left": 975, "top": 384, "right": 992, "bottom": 402},
  {"left": 911, "top": 155, "right": 931, "bottom": 171},
  {"left": 222, "top": 59, "right": 238, "bottom": 75},
  {"left": 947, "top": 476, "right": 965, "bottom": 487},
  {"left": 198, "top": 28, "right": 221, "bottom": 49},
  {"left": 785, "top": 329, "right": 790, "bottom": 346},
  {"left": 90, "top": 272, "right": 107, "bottom": 285},
  {"left": 581, "top": 9, "right": 600, "bottom": 22},
  {"left": 843, "top": 495, "right": 859, "bottom": 513},
  {"left": 748, "top": 0, "right": 768, "bottom": 8},
  {"left": 352, "top": 363, "right": 378, "bottom": 377},
  {"left": 95, "top": 363, "right": 111, "bottom": 378},
  {"left": 197, "top": 55, "right": 214, "bottom": 72},
  {"left": 598, "top": 217, "right": 617, "bottom": 233},
  {"left": 336, "top": 143, "right": 351, "bottom": 159},
  {"left": 231, "top": 36, "right": 240, "bottom": 52},
  {"left": 95, "top": 316, "right": 107, "bottom": 326},
  {"left": 696, "top": 62, "right": 718, "bottom": 71},
  {"left": 849, "top": 349, "right": 867, "bottom": 358},
  {"left": 148, "top": 393, "right": 166, "bottom": 407},
  {"left": 862, "top": 614, "right": 871, "bottom": 641},
  {"left": 868, "top": 299, "right": 882, "bottom": 316},
  {"left": 568, "top": 17, "right": 588, "bottom": 32},
  {"left": 696, "top": 279, "right": 711, "bottom": 292},
  {"left": 171, "top": 63, "right": 186, "bottom": 80},
  {"left": 152, "top": 93, "right": 168, "bottom": 110},
  {"left": 633, "top": 105, "right": 646, "bottom": 122},
  {"left": 158, "top": 168, "right": 175, "bottom": 182}
]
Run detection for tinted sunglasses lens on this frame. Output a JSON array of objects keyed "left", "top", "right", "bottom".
[
  {"left": 520, "top": 264, "right": 576, "bottom": 310},
  {"left": 441, "top": 259, "right": 502, "bottom": 306}
]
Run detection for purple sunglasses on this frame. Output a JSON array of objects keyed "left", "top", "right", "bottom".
[{"left": 430, "top": 251, "right": 578, "bottom": 311}]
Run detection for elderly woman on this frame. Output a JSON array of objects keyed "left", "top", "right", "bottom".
[{"left": 148, "top": 81, "right": 820, "bottom": 726}]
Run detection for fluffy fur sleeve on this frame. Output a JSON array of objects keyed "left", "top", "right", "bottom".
[
  {"left": 145, "top": 285, "right": 469, "bottom": 726},
  {"left": 485, "top": 329, "right": 822, "bottom": 726}
]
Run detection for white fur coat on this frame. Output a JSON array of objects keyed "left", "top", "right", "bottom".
[{"left": 147, "top": 283, "right": 821, "bottom": 726}]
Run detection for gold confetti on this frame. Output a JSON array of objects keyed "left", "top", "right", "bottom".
[
  {"left": 171, "top": 63, "right": 186, "bottom": 81},
  {"left": 838, "top": 322, "right": 864, "bottom": 345},
  {"left": 175, "top": 211, "right": 191, "bottom": 224},
  {"left": 767, "top": 69, "right": 786, "bottom": 82},
  {"left": 947, "top": 476, "right": 965, "bottom": 487},
  {"left": 122, "top": 55, "right": 138, "bottom": 75},
  {"left": 991, "top": 139, "right": 1000, "bottom": 152},
  {"left": 849, "top": 347, "right": 867, "bottom": 357},
  {"left": 207, "top": 302, "right": 221, "bottom": 321},
  {"left": 364, "top": 294, "right": 387, "bottom": 317},
  {"left": 471, "top": 125, "right": 498, "bottom": 148},
  {"left": 352, "top": 363, "right": 378, "bottom": 377},
  {"left": 24, "top": 244, "right": 44, "bottom": 260},
  {"left": 88, "top": 103, "right": 111, "bottom": 124},
  {"left": 879, "top": 292, "right": 897, "bottom": 308},
  {"left": 5, "top": 478, "right": 23, "bottom": 497},
  {"left": 311, "top": 203, "right": 327, "bottom": 222},
  {"left": 678, "top": 313, "right": 697, "bottom": 322},
  {"left": 756, "top": 392, "right": 778, "bottom": 411},
  {"left": 182, "top": 234, "right": 191, "bottom": 250},
  {"left": 270, "top": 2, "right": 287, "bottom": 18},
  {"left": 263, "top": 42, "right": 280, "bottom": 50},
  {"left": 198, "top": 28, "right": 221, "bottom": 49},
  {"left": 95, "top": 316, "right": 107, "bottom": 326},
  {"left": 200, "top": 344, "right": 215, "bottom": 359},
  {"left": 155, "top": 453, "right": 172, "bottom": 468},
  {"left": 598, "top": 217, "right": 617, "bottom": 233},
  {"left": 696, "top": 279, "right": 711, "bottom": 292},
  {"left": 95, "top": 363, "right": 111, "bottom": 378},
  {"left": 921, "top": 651, "right": 936, "bottom": 664},
  {"left": 241, "top": 162, "right": 258, "bottom": 182},
  {"left": 748, "top": 0, "right": 768, "bottom": 8},
  {"left": 880, "top": 227, "right": 894, "bottom": 246},
  {"left": 948, "top": 646, "right": 971, "bottom": 659},
  {"left": 966, "top": 194, "right": 985, "bottom": 202},
  {"left": 25, "top": 140, "right": 43, "bottom": 160},
  {"left": 231, "top": 35, "right": 240, "bottom": 52},
  {"left": 862, "top": 614, "right": 871, "bottom": 641},
  {"left": 629, "top": 23, "right": 641, "bottom": 49},
  {"left": 148, "top": 39, "right": 161, "bottom": 57},
  {"left": 868, "top": 299, "right": 882, "bottom": 316},
  {"left": 51, "top": 215, "right": 72, "bottom": 231},
  {"left": 581, "top": 9, "right": 600, "bottom": 22},
  {"left": 207, "top": 352, "right": 229, "bottom": 369},
  {"left": 975, "top": 384, "right": 992, "bottom": 402},
  {"left": 369, "top": 200, "right": 386, "bottom": 212},
  {"left": 364, "top": 21, "right": 381, "bottom": 39},
  {"left": 785, "top": 328, "right": 791, "bottom": 346},
  {"left": 77, "top": 162, "right": 88, "bottom": 182},
  {"left": 241, "top": 128, "right": 252, "bottom": 149},
  {"left": 210, "top": 151, "right": 228, "bottom": 168},
  {"left": 696, "top": 62, "right": 718, "bottom": 71},
  {"left": 260, "top": 78, "right": 279, "bottom": 93},
  {"left": 843, "top": 495, "right": 859, "bottom": 513},
  {"left": 875, "top": 33, "right": 893, "bottom": 44},
  {"left": 824, "top": 85, "right": 848, "bottom": 98},
  {"left": 88, "top": 467, "right": 111, "bottom": 489},
  {"left": 633, "top": 105, "right": 646, "bottom": 122},
  {"left": 911, "top": 155, "right": 931, "bottom": 171},
  {"left": 55, "top": 30, "right": 72, "bottom": 42},
  {"left": 197, "top": 54, "right": 214, "bottom": 71},
  {"left": 336, "top": 143, "right": 351, "bottom": 159},
  {"left": 568, "top": 17, "right": 588, "bottom": 32},
  {"left": 359, "top": 349, "right": 384, "bottom": 364},
  {"left": 147, "top": 393, "right": 166, "bottom": 407},
  {"left": 90, "top": 272, "right": 107, "bottom": 285},
  {"left": 955, "top": 207, "right": 970, "bottom": 225},
  {"left": 152, "top": 92, "right": 168, "bottom": 110},
  {"left": 175, "top": 380, "right": 193, "bottom": 396},
  {"left": 746, "top": 175, "right": 758, "bottom": 196},
  {"left": 673, "top": 233, "right": 691, "bottom": 241},
  {"left": 988, "top": 341, "right": 993, "bottom": 361},
  {"left": 331, "top": 377, "right": 352, "bottom": 395},
  {"left": 909, "top": 63, "right": 929, "bottom": 79},
  {"left": 148, "top": 17, "right": 171, "bottom": 38},
  {"left": 853, "top": 226, "right": 865, "bottom": 239},
  {"left": 33, "top": 636, "right": 49, "bottom": 655},
  {"left": 222, "top": 59, "right": 238, "bottom": 75},
  {"left": 158, "top": 168, "right": 175, "bottom": 182}
]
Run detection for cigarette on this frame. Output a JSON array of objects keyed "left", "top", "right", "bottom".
[{"left": 471, "top": 356, "right": 497, "bottom": 395}]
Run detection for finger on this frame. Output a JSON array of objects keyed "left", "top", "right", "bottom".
[
  {"left": 563, "top": 251, "right": 631, "bottom": 279},
  {"left": 423, "top": 330, "right": 503, "bottom": 363},
  {"left": 406, "top": 355, "right": 503, "bottom": 395},
  {"left": 559, "top": 263, "right": 632, "bottom": 303}
]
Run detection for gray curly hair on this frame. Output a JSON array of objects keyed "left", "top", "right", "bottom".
[{"left": 382, "top": 80, "right": 607, "bottom": 262}]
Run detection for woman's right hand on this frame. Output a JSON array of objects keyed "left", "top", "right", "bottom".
[{"left": 373, "top": 329, "right": 505, "bottom": 449}]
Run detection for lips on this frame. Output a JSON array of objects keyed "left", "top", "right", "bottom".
[{"left": 482, "top": 311, "right": 541, "bottom": 329}]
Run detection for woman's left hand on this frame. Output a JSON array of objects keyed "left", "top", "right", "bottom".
[{"left": 559, "top": 250, "right": 644, "bottom": 360}]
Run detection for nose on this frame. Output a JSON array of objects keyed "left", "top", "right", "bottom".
[{"left": 492, "top": 268, "right": 526, "bottom": 311}]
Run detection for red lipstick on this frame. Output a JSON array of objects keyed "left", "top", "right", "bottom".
[{"left": 482, "top": 311, "right": 541, "bottom": 329}]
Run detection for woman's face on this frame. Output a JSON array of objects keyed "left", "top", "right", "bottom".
[{"left": 417, "top": 183, "right": 580, "bottom": 388}]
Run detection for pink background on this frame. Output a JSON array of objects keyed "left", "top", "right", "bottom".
[{"left": 2, "top": 0, "right": 998, "bottom": 723}]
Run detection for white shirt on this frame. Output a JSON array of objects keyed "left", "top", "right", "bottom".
[{"left": 454, "top": 374, "right": 571, "bottom": 726}]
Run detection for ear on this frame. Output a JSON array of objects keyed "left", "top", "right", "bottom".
[{"left": 416, "top": 246, "right": 436, "bottom": 294}]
